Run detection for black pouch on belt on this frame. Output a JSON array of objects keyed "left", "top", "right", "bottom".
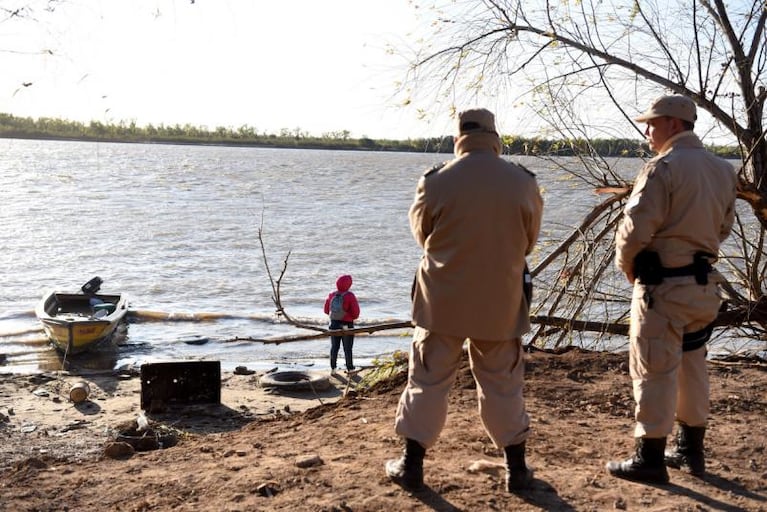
[
  {"left": 634, "top": 250, "right": 663, "bottom": 285},
  {"left": 692, "top": 251, "right": 714, "bottom": 285},
  {"left": 523, "top": 263, "right": 533, "bottom": 306}
]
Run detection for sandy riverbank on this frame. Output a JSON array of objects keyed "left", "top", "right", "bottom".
[{"left": 0, "top": 349, "right": 765, "bottom": 511}]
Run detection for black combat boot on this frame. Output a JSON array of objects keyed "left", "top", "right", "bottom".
[
  {"left": 504, "top": 441, "right": 534, "bottom": 491},
  {"left": 606, "top": 437, "right": 669, "bottom": 484},
  {"left": 665, "top": 424, "right": 706, "bottom": 476},
  {"left": 385, "top": 438, "right": 425, "bottom": 490}
]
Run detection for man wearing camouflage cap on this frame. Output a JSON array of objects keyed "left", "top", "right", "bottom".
[
  {"left": 607, "top": 94, "right": 737, "bottom": 483},
  {"left": 385, "top": 108, "right": 543, "bottom": 493}
]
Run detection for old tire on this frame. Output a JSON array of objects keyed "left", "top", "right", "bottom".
[{"left": 259, "top": 371, "right": 331, "bottom": 392}]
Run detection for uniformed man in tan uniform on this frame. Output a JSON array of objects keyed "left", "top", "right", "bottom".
[
  {"left": 385, "top": 108, "right": 544, "bottom": 492},
  {"left": 607, "top": 95, "right": 737, "bottom": 483}
]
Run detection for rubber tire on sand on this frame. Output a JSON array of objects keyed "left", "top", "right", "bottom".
[{"left": 259, "top": 371, "right": 331, "bottom": 392}]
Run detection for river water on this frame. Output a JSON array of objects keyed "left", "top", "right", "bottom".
[{"left": 1, "top": 138, "right": 758, "bottom": 375}]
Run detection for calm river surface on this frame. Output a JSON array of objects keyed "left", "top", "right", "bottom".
[{"left": 1, "top": 138, "right": 753, "bottom": 374}]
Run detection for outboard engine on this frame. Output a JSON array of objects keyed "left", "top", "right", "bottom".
[{"left": 81, "top": 276, "right": 103, "bottom": 295}]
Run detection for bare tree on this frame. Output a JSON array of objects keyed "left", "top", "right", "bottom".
[
  {"left": 227, "top": 221, "right": 412, "bottom": 346},
  {"left": 397, "top": 1, "right": 767, "bottom": 348}
]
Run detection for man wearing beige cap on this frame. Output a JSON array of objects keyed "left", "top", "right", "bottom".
[
  {"left": 385, "top": 108, "right": 543, "bottom": 492},
  {"left": 607, "top": 94, "right": 737, "bottom": 483}
]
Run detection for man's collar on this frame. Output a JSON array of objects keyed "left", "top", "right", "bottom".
[{"left": 658, "top": 130, "right": 695, "bottom": 154}]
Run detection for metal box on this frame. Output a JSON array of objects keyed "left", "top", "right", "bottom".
[{"left": 140, "top": 361, "right": 221, "bottom": 410}]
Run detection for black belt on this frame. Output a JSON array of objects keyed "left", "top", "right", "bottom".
[
  {"left": 635, "top": 250, "right": 715, "bottom": 286},
  {"left": 661, "top": 263, "right": 712, "bottom": 279}
]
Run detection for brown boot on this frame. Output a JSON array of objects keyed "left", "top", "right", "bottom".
[
  {"left": 385, "top": 438, "right": 425, "bottom": 491},
  {"left": 504, "top": 441, "right": 534, "bottom": 491},
  {"left": 665, "top": 424, "right": 705, "bottom": 477},
  {"left": 606, "top": 437, "right": 670, "bottom": 484}
]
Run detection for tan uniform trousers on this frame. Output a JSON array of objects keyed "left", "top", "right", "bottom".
[
  {"left": 394, "top": 327, "right": 530, "bottom": 449},
  {"left": 630, "top": 276, "right": 722, "bottom": 438}
]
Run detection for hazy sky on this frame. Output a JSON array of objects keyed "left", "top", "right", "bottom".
[
  {"left": 3, "top": 1, "right": 726, "bottom": 143},
  {"left": 0, "top": 0, "right": 469, "bottom": 140}
]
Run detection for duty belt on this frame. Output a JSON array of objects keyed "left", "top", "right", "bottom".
[
  {"left": 634, "top": 250, "right": 721, "bottom": 350},
  {"left": 635, "top": 250, "right": 715, "bottom": 286},
  {"left": 661, "top": 261, "right": 712, "bottom": 280}
]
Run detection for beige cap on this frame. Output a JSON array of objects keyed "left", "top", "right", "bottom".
[
  {"left": 457, "top": 108, "right": 497, "bottom": 134},
  {"left": 635, "top": 95, "right": 697, "bottom": 123}
]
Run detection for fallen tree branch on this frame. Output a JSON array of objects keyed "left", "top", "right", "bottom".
[
  {"left": 225, "top": 298, "right": 767, "bottom": 345},
  {"left": 530, "top": 315, "right": 628, "bottom": 336},
  {"left": 257, "top": 218, "right": 325, "bottom": 333},
  {"left": 225, "top": 321, "right": 414, "bottom": 345}
]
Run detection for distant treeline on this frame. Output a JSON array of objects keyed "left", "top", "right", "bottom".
[{"left": 0, "top": 113, "right": 740, "bottom": 158}]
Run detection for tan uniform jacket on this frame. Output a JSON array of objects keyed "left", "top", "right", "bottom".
[
  {"left": 409, "top": 132, "right": 543, "bottom": 341},
  {"left": 614, "top": 132, "right": 736, "bottom": 436},
  {"left": 616, "top": 132, "right": 736, "bottom": 272}
]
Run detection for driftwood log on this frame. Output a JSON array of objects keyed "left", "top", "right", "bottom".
[
  {"left": 227, "top": 322, "right": 413, "bottom": 345},
  {"left": 226, "top": 297, "right": 767, "bottom": 345}
]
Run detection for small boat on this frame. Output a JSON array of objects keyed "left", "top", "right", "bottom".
[{"left": 35, "top": 277, "right": 129, "bottom": 355}]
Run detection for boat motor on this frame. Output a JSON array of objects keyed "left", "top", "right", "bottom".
[{"left": 81, "top": 276, "right": 103, "bottom": 295}]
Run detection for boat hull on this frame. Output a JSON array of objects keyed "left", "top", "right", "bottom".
[{"left": 35, "top": 291, "right": 128, "bottom": 355}]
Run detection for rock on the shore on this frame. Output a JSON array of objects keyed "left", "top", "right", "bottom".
[{"left": 104, "top": 442, "right": 135, "bottom": 460}]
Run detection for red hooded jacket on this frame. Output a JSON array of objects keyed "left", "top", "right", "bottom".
[{"left": 323, "top": 274, "right": 360, "bottom": 322}]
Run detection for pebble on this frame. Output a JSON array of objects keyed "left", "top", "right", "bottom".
[
  {"left": 256, "top": 482, "right": 279, "bottom": 497},
  {"left": 104, "top": 442, "right": 135, "bottom": 459},
  {"left": 295, "top": 454, "right": 323, "bottom": 468}
]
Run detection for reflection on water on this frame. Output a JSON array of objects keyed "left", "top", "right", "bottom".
[{"left": 36, "top": 325, "right": 127, "bottom": 374}]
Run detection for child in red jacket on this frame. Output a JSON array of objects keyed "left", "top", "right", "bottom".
[{"left": 323, "top": 274, "right": 361, "bottom": 373}]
